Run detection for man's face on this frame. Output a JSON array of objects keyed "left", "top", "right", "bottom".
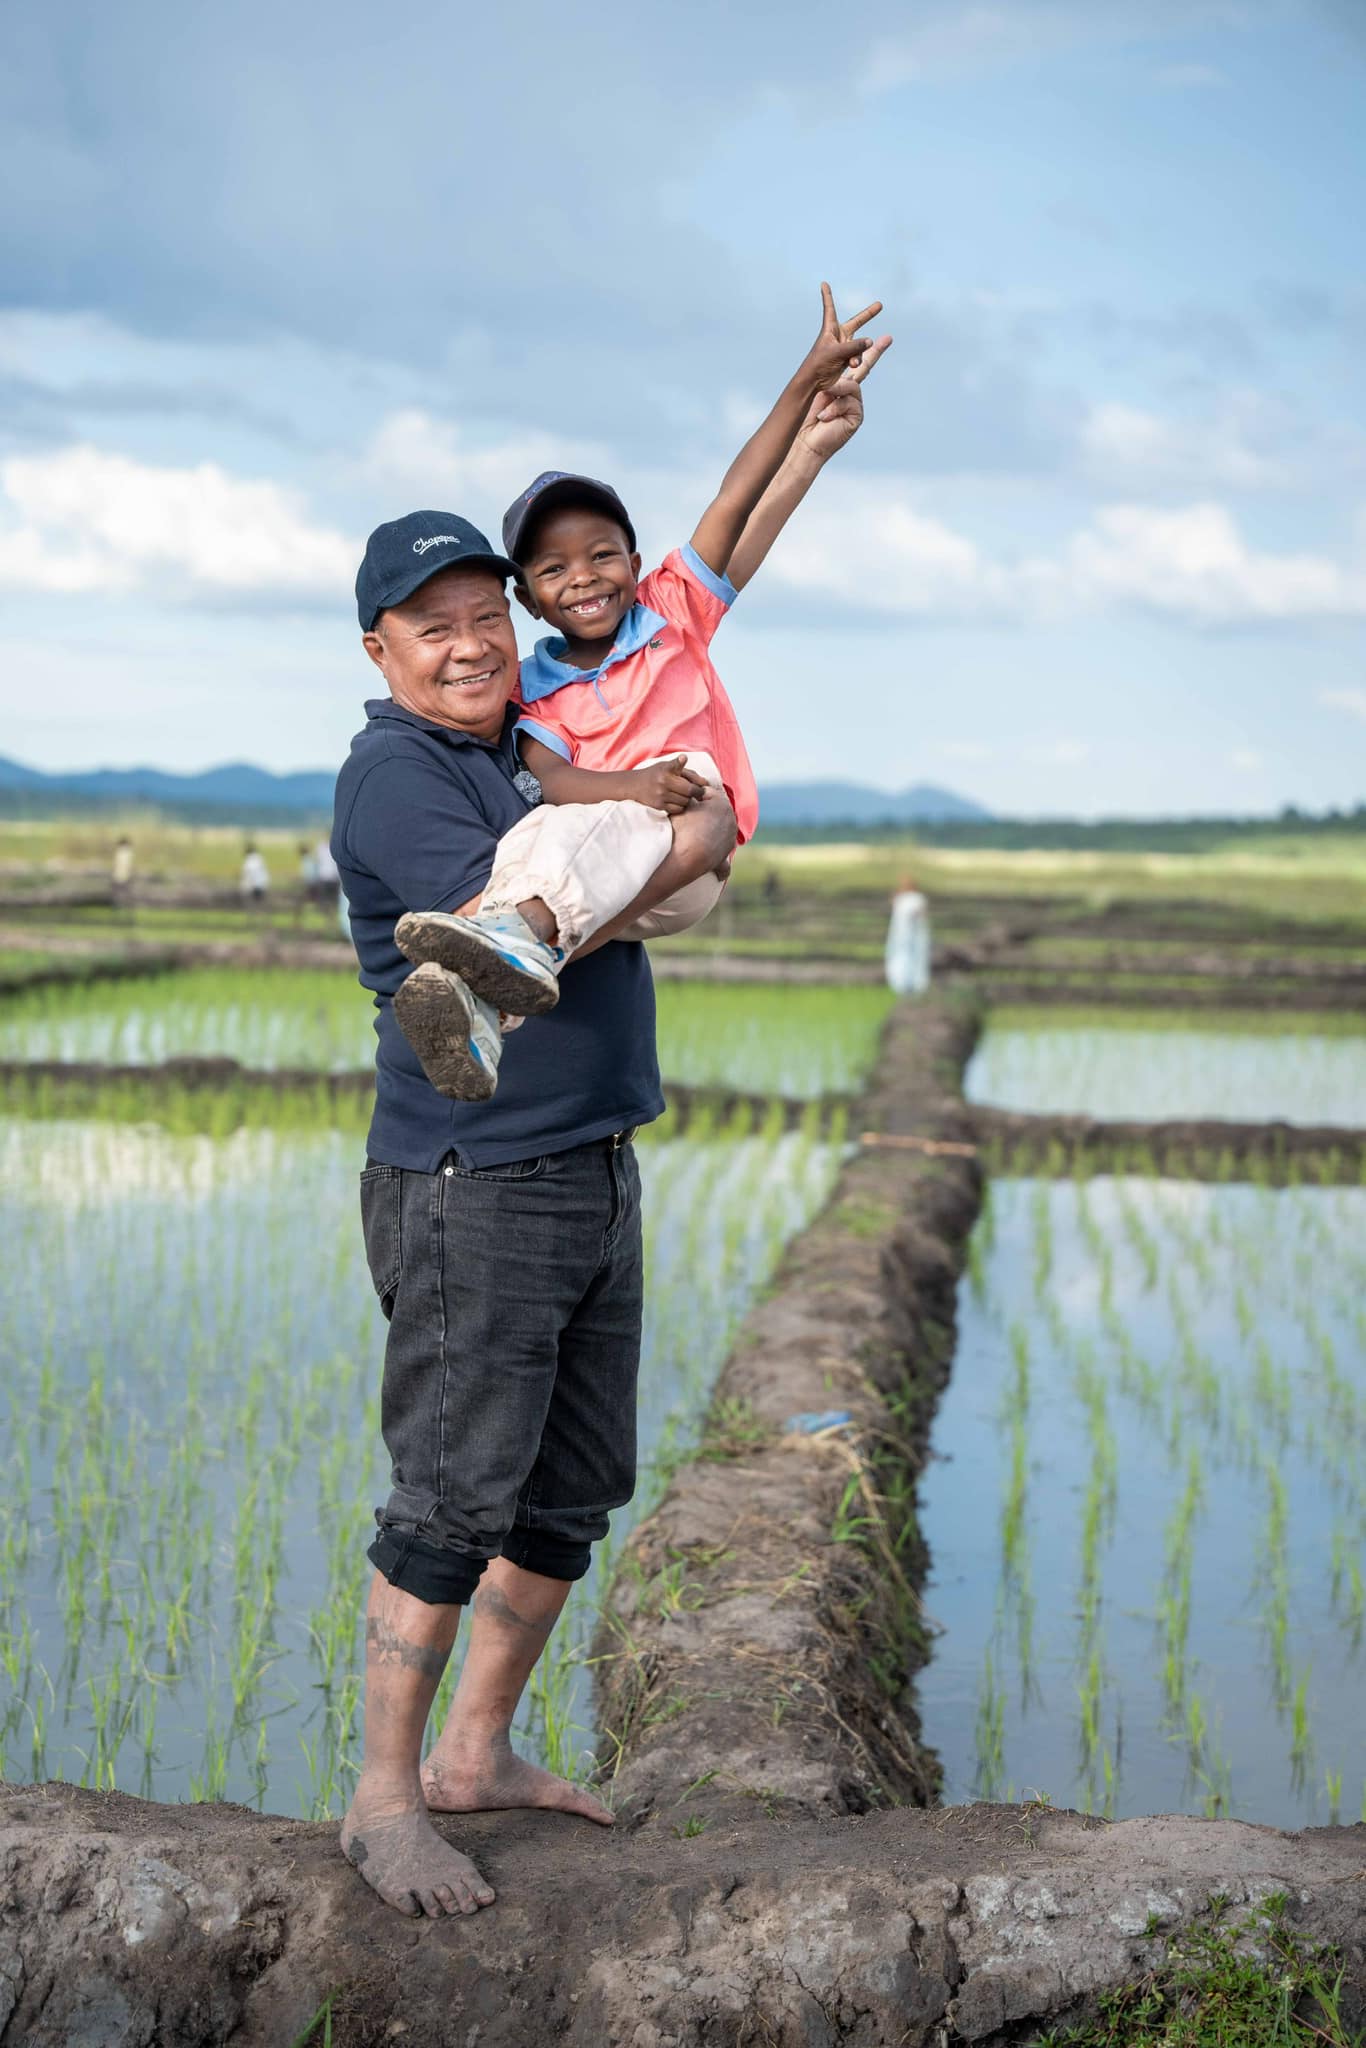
[
  {"left": 515, "top": 504, "right": 641, "bottom": 651},
  {"left": 363, "top": 566, "right": 518, "bottom": 739}
]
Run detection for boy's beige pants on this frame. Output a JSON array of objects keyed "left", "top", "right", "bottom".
[{"left": 480, "top": 751, "right": 727, "bottom": 953}]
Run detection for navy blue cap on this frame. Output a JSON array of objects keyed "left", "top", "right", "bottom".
[
  {"left": 356, "top": 511, "right": 519, "bottom": 631},
  {"left": 501, "top": 472, "right": 636, "bottom": 568}
]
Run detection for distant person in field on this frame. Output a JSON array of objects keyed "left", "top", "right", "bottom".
[
  {"left": 110, "top": 835, "right": 134, "bottom": 910},
  {"left": 388, "top": 285, "right": 893, "bottom": 1102},
  {"left": 313, "top": 836, "right": 340, "bottom": 907},
  {"left": 239, "top": 843, "right": 269, "bottom": 906},
  {"left": 328, "top": 288, "right": 891, "bottom": 1922},
  {"left": 885, "top": 872, "right": 931, "bottom": 995}
]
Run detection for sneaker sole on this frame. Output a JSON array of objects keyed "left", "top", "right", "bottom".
[
  {"left": 395, "top": 912, "right": 560, "bottom": 1015},
  {"left": 394, "top": 966, "right": 498, "bottom": 1102}
]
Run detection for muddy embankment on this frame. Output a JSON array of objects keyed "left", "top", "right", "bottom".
[{"left": 5, "top": 990, "right": 1366, "bottom": 2044}]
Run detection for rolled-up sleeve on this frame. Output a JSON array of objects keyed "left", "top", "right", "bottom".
[{"left": 343, "top": 754, "right": 497, "bottom": 914}]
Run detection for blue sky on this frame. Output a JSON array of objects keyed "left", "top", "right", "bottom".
[{"left": 1, "top": 0, "right": 1363, "bottom": 816}]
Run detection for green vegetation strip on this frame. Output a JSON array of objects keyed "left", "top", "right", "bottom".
[
  {"left": 1039, "top": 1895, "right": 1362, "bottom": 2047},
  {"left": 0, "top": 1062, "right": 848, "bottom": 1139}
]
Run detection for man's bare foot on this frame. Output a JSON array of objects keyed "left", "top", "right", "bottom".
[
  {"left": 340, "top": 1785, "right": 496, "bottom": 1917},
  {"left": 421, "top": 1736, "right": 614, "bottom": 1827}
]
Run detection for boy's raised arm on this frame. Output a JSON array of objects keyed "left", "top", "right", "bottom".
[
  {"left": 689, "top": 284, "right": 880, "bottom": 581},
  {"left": 727, "top": 327, "right": 892, "bottom": 592}
]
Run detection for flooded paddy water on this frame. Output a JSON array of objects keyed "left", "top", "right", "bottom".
[
  {"left": 0, "top": 967, "right": 893, "bottom": 1099},
  {"left": 917, "top": 1174, "right": 1366, "bottom": 1828},
  {"left": 967, "top": 1006, "right": 1366, "bottom": 1126},
  {"left": 5, "top": 943, "right": 1364, "bottom": 1844},
  {"left": 0, "top": 1100, "right": 848, "bottom": 1814}
]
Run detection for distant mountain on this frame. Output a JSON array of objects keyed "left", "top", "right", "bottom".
[
  {"left": 757, "top": 780, "right": 992, "bottom": 826},
  {"left": 0, "top": 756, "right": 990, "bottom": 827},
  {"left": 0, "top": 755, "right": 338, "bottom": 815}
]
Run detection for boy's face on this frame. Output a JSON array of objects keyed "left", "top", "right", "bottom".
[{"left": 515, "top": 503, "right": 641, "bottom": 652}]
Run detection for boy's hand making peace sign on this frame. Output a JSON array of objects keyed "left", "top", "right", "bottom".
[
  {"left": 799, "top": 282, "right": 887, "bottom": 396},
  {"left": 798, "top": 290, "right": 894, "bottom": 460}
]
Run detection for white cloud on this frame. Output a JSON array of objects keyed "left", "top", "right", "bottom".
[
  {"left": 3, "top": 428, "right": 1361, "bottom": 638},
  {"left": 362, "top": 411, "right": 616, "bottom": 518},
  {"left": 760, "top": 474, "right": 1366, "bottom": 627},
  {"left": 1230, "top": 747, "right": 1264, "bottom": 772},
  {"left": 1319, "top": 687, "right": 1366, "bottom": 723},
  {"left": 758, "top": 479, "right": 1014, "bottom": 618},
  {"left": 0, "top": 445, "right": 356, "bottom": 599},
  {"left": 1079, "top": 400, "right": 1287, "bottom": 491},
  {"left": 859, "top": 2, "right": 1251, "bottom": 91},
  {"left": 1062, "top": 502, "right": 1366, "bottom": 622},
  {"left": 938, "top": 740, "right": 992, "bottom": 761}
]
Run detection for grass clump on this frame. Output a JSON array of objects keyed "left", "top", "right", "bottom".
[{"left": 1038, "top": 1896, "right": 1363, "bottom": 2046}]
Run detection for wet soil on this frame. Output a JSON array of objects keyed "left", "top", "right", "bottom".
[{"left": 594, "top": 997, "right": 984, "bottom": 1839}]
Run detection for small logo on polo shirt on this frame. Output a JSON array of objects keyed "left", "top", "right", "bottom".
[
  {"left": 648, "top": 636, "right": 663, "bottom": 650},
  {"left": 413, "top": 534, "right": 461, "bottom": 555}
]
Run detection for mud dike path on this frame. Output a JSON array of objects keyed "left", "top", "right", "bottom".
[{"left": 3, "top": 997, "right": 1364, "bottom": 2046}]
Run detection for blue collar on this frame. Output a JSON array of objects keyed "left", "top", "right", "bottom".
[
  {"left": 363, "top": 697, "right": 516, "bottom": 752},
  {"left": 520, "top": 601, "right": 667, "bottom": 704}
]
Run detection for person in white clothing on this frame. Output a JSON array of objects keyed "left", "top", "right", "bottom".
[
  {"left": 240, "top": 845, "right": 270, "bottom": 905},
  {"left": 885, "top": 874, "right": 931, "bottom": 996}
]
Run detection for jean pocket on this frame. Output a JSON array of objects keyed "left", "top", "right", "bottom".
[
  {"left": 359, "top": 1164, "right": 403, "bottom": 1310},
  {"left": 450, "top": 1155, "right": 549, "bottom": 1183}
]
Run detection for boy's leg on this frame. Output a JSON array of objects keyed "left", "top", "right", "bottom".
[
  {"left": 396, "top": 801, "right": 673, "bottom": 1007},
  {"left": 393, "top": 961, "right": 504, "bottom": 1102},
  {"left": 611, "top": 753, "right": 729, "bottom": 942},
  {"left": 613, "top": 867, "right": 726, "bottom": 941}
]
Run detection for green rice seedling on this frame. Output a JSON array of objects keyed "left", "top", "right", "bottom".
[
  {"left": 1323, "top": 1768, "right": 1342, "bottom": 1823},
  {"left": 1000, "top": 1416, "right": 1028, "bottom": 1580},
  {"left": 1290, "top": 1668, "right": 1313, "bottom": 1783},
  {"left": 1030, "top": 1185, "right": 1053, "bottom": 1299},
  {"left": 1077, "top": 1647, "right": 1104, "bottom": 1768},
  {"left": 974, "top": 1649, "right": 1006, "bottom": 1799}
]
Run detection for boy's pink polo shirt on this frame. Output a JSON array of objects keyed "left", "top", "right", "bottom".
[{"left": 512, "top": 543, "right": 759, "bottom": 843}]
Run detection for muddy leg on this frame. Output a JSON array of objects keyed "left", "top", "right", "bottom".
[
  {"left": 339, "top": 1573, "right": 496, "bottom": 1917},
  {"left": 422, "top": 1558, "right": 613, "bottom": 1826}
]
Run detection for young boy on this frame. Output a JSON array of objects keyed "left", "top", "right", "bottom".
[{"left": 394, "top": 285, "right": 891, "bottom": 1099}]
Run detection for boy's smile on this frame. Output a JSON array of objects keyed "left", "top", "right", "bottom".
[{"left": 516, "top": 504, "right": 642, "bottom": 670}]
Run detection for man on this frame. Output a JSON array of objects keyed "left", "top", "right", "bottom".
[{"left": 331, "top": 512, "right": 736, "bottom": 1918}]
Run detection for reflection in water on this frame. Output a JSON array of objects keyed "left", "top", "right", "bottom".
[
  {"left": 0, "top": 1116, "right": 843, "bottom": 1815},
  {"left": 918, "top": 1176, "right": 1366, "bottom": 1826},
  {"left": 967, "top": 1015, "right": 1366, "bottom": 1126}
]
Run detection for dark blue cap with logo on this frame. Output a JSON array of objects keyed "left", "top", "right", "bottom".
[
  {"left": 355, "top": 511, "right": 519, "bottom": 631},
  {"left": 501, "top": 472, "right": 636, "bottom": 568}
]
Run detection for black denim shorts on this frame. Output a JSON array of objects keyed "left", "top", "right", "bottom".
[{"left": 359, "top": 1134, "right": 643, "bottom": 1605}]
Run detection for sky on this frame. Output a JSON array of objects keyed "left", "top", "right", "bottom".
[{"left": 1, "top": 0, "right": 1363, "bottom": 817}]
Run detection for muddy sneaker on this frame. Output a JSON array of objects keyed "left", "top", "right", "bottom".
[
  {"left": 395, "top": 909, "right": 563, "bottom": 1016},
  {"left": 394, "top": 961, "right": 502, "bottom": 1101}
]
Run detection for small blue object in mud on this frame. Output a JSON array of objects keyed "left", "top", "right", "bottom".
[{"left": 784, "top": 1410, "right": 854, "bottom": 1434}]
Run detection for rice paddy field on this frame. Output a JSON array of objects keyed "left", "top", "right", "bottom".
[
  {"left": 0, "top": 967, "right": 893, "bottom": 1098},
  {"left": 967, "top": 1007, "right": 1366, "bottom": 1127},
  {"left": 1, "top": 831, "right": 1363, "bottom": 1843},
  {"left": 917, "top": 1174, "right": 1366, "bottom": 1828},
  {"left": 0, "top": 956, "right": 873, "bottom": 1816}
]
